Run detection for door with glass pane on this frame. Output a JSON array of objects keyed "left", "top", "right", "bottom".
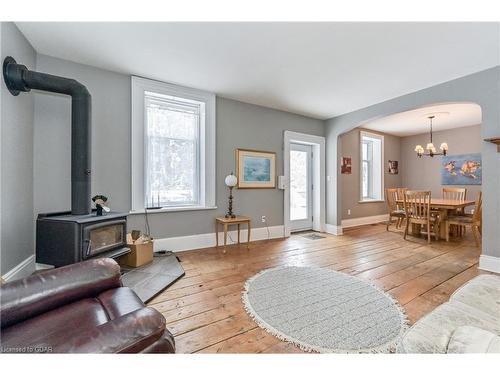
[{"left": 290, "top": 143, "right": 313, "bottom": 232}]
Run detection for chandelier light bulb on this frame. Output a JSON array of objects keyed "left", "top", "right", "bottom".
[
  {"left": 415, "top": 115, "right": 449, "bottom": 157},
  {"left": 414, "top": 145, "right": 424, "bottom": 154}
]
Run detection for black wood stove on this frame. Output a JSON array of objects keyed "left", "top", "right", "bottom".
[
  {"left": 3, "top": 56, "right": 130, "bottom": 267},
  {"left": 36, "top": 211, "right": 129, "bottom": 267}
]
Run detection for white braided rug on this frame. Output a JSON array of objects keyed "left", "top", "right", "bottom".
[{"left": 242, "top": 266, "right": 408, "bottom": 353}]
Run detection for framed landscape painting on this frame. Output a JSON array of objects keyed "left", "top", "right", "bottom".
[
  {"left": 236, "top": 149, "right": 276, "bottom": 188},
  {"left": 441, "top": 153, "right": 482, "bottom": 185}
]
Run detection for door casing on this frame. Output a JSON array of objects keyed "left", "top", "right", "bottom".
[{"left": 283, "top": 131, "right": 326, "bottom": 237}]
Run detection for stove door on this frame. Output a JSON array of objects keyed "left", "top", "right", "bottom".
[{"left": 83, "top": 219, "right": 126, "bottom": 258}]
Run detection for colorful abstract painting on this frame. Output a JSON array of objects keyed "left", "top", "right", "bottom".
[{"left": 441, "top": 153, "right": 482, "bottom": 185}]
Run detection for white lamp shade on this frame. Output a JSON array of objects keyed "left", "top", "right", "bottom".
[
  {"left": 414, "top": 145, "right": 424, "bottom": 153},
  {"left": 225, "top": 174, "right": 238, "bottom": 187},
  {"left": 440, "top": 142, "right": 449, "bottom": 151},
  {"left": 426, "top": 143, "right": 435, "bottom": 151}
]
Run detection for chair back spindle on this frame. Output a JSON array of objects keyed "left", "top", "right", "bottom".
[
  {"left": 472, "top": 191, "right": 482, "bottom": 223},
  {"left": 443, "top": 187, "right": 467, "bottom": 201},
  {"left": 404, "top": 191, "right": 431, "bottom": 220}
]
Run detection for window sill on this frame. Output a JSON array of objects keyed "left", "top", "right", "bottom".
[
  {"left": 129, "top": 206, "right": 217, "bottom": 215},
  {"left": 358, "top": 199, "right": 385, "bottom": 204}
]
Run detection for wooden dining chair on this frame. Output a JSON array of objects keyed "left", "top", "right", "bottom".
[
  {"left": 443, "top": 187, "right": 467, "bottom": 236},
  {"left": 443, "top": 187, "right": 467, "bottom": 212},
  {"left": 445, "top": 192, "right": 482, "bottom": 247},
  {"left": 385, "top": 188, "right": 407, "bottom": 230},
  {"left": 403, "top": 191, "right": 440, "bottom": 244}
]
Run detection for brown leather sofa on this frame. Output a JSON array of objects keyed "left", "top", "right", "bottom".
[{"left": 0, "top": 258, "right": 175, "bottom": 353}]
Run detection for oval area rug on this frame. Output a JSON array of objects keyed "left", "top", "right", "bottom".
[{"left": 242, "top": 266, "right": 408, "bottom": 353}]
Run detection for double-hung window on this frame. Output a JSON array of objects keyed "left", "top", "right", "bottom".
[
  {"left": 360, "top": 131, "right": 384, "bottom": 202},
  {"left": 131, "top": 77, "right": 216, "bottom": 212}
]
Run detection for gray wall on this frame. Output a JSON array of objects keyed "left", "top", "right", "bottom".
[
  {"left": 326, "top": 66, "right": 500, "bottom": 260},
  {"left": 340, "top": 128, "right": 402, "bottom": 220},
  {"left": 34, "top": 54, "right": 131, "bottom": 214},
  {"left": 0, "top": 23, "right": 36, "bottom": 275},
  {"left": 33, "top": 54, "right": 324, "bottom": 239},
  {"left": 401, "top": 125, "right": 482, "bottom": 203}
]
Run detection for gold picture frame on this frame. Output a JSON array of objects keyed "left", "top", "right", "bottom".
[{"left": 236, "top": 149, "right": 276, "bottom": 189}]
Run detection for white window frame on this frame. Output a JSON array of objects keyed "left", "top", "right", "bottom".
[
  {"left": 131, "top": 76, "right": 216, "bottom": 213},
  {"left": 359, "top": 130, "right": 384, "bottom": 203}
]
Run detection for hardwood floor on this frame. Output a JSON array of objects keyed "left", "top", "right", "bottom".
[{"left": 147, "top": 223, "right": 486, "bottom": 353}]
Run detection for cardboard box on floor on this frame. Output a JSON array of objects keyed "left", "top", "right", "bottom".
[{"left": 118, "top": 234, "right": 153, "bottom": 267}]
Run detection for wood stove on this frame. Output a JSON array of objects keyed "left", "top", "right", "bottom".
[
  {"left": 3, "top": 56, "right": 130, "bottom": 267},
  {"left": 36, "top": 212, "right": 129, "bottom": 267}
]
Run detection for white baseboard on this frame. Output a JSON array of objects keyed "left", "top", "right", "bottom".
[
  {"left": 341, "top": 214, "right": 389, "bottom": 229},
  {"left": 325, "top": 224, "right": 343, "bottom": 236},
  {"left": 479, "top": 254, "right": 500, "bottom": 274},
  {"left": 2, "top": 254, "right": 36, "bottom": 282},
  {"left": 154, "top": 225, "right": 285, "bottom": 252}
]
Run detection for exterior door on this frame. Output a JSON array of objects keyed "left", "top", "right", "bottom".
[{"left": 290, "top": 143, "right": 313, "bottom": 232}]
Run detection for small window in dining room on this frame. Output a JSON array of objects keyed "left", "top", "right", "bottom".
[
  {"left": 360, "top": 131, "right": 384, "bottom": 202},
  {"left": 131, "top": 77, "right": 216, "bottom": 211}
]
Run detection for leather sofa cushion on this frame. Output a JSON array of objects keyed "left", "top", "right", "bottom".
[
  {"left": 447, "top": 326, "right": 500, "bottom": 353},
  {"left": 1, "top": 258, "right": 121, "bottom": 328},
  {"left": 97, "top": 287, "right": 144, "bottom": 320},
  {"left": 398, "top": 275, "right": 500, "bottom": 353},
  {"left": 1, "top": 299, "right": 109, "bottom": 351},
  {"left": 450, "top": 275, "right": 500, "bottom": 319}
]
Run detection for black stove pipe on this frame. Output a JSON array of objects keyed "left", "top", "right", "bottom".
[{"left": 3, "top": 56, "right": 92, "bottom": 216}]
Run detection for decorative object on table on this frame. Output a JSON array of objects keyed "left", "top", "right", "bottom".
[
  {"left": 441, "top": 153, "right": 482, "bottom": 185},
  {"left": 236, "top": 149, "right": 276, "bottom": 188},
  {"left": 215, "top": 216, "right": 251, "bottom": 253},
  {"left": 388, "top": 160, "right": 399, "bottom": 174},
  {"left": 242, "top": 266, "right": 408, "bottom": 353},
  {"left": 224, "top": 172, "right": 238, "bottom": 218},
  {"left": 92, "top": 194, "right": 110, "bottom": 216},
  {"left": 414, "top": 115, "right": 448, "bottom": 157},
  {"left": 340, "top": 156, "right": 352, "bottom": 174}
]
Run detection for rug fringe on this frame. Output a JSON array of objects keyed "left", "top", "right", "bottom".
[{"left": 241, "top": 266, "right": 410, "bottom": 354}]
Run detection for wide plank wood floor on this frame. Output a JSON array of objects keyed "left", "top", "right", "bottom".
[{"left": 147, "top": 223, "right": 487, "bottom": 353}]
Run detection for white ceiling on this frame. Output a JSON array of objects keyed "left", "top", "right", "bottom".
[
  {"left": 361, "top": 102, "right": 482, "bottom": 137},
  {"left": 16, "top": 22, "right": 499, "bottom": 120}
]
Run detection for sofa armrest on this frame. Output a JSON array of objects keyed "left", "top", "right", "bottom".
[
  {"left": 55, "top": 307, "right": 170, "bottom": 353},
  {"left": 1, "top": 258, "right": 122, "bottom": 328}
]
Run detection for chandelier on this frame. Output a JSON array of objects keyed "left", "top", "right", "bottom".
[{"left": 415, "top": 115, "right": 448, "bottom": 157}]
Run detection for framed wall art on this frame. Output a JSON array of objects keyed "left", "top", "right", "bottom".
[
  {"left": 341, "top": 157, "right": 352, "bottom": 174},
  {"left": 236, "top": 149, "right": 276, "bottom": 188},
  {"left": 442, "top": 153, "right": 482, "bottom": 185},
  {"left": 388, "top": 160, "right": 398, "bottom": 174}
]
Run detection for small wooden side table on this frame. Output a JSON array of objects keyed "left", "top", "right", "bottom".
[{"left": 215, "top": 216, "right": 251, "bottom": 252}]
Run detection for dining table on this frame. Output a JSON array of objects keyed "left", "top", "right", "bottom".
[{"left": 396, "top": 198, "right": 476, "bottom": 240}]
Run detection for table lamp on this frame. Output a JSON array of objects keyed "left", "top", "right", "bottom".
[{"left": 225, "top": 172, "right": 238, "bottom": 218}]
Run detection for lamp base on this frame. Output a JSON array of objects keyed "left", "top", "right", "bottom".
[{"left": 226, "top": 187, "right": 235, "bottom": 218}]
